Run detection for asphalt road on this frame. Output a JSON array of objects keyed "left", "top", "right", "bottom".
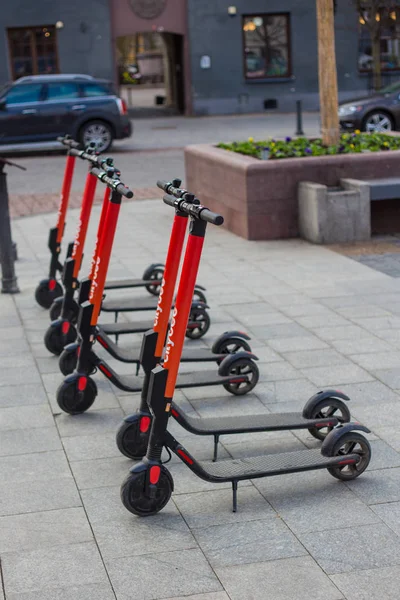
[{"left": 3, "top": 112, "right": 321, "bottom": 196}]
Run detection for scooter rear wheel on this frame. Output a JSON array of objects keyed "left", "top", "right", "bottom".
[
  {"left": 121, "top": 467, "right": 173, "bottom": 516},
  {"left": 185, "top": 308, "right": 210, "bottom": 339},
  {"left": 116, "top": 419, "right": 150, "bottom": 460},
  {"left": 223, "top": 357, "right": 259, "bottom": 395},
  {"left": 56, "top": 376, "right": 97, "bottom": 414},
  {"left": 44, "top": 321, "right": 77, "bottom": 356},
  {"left": 59, "top": 346, "right": 79, "bottom": 376},
  {"left": 144, "top": 265, "right": 165, "bottom": 296},
  {"left": 308, "top": 398, "right": 351, "bottom": 441},
  {"left": 214, "top": 337, "right": 252, "bottom": 355},
  {"left": 35, "top": 279, "right": 63, "bottom": 309},
  {"left": 327, "top": 432, "right": 371, "bottom": 480}
]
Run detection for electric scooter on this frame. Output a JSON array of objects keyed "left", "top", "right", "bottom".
[
  {"left": 34, "top": 136, "right": 80, "bottom": 308},
  {"left": 34, "top": 136, "right": 178, "bottom": 308},
  {"left": 116, "top": 193, "right": 353, "bottom": 461},
  {"left": 120, "top": 194, "right": 371, "bottom": 516},
  {"left": 56, "top": 176, "right": 260, "bottom": 415},
  {"left": 44, "top": 169, "right": 209, "bottom": 355}
]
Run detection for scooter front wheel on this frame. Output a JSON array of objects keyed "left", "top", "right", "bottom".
[
  {"left": 327, "top": 432, "right": 371, "bottom": 480},
  {"left": 44, "top": 320, "right": 77, "bottom": 356},
  {"left": 49, "top": 297, "right": 79, "bottom": 323},
  {"left": 116, "top": 418, "right": 151, "bottom": 460},
  {"left": 56, "top": 376, "right": 97, "bottom": 414},
  {"left": 59, "top": 345, "right": 79, "bottom": 376},
  {"left": 35, "top": 279, "right": 63, "bottom": 309},
  {"left": 121, "top": 467, "right": 173, "bottom": 516}
]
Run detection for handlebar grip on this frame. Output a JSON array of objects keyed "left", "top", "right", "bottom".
[
  {"left": 116, "top": 183, "right": 134, "bottom": 198},
  {"left": 163, "top": 194, "right": 176, "bottom": 208},
  {"left": 199, "top": 208, "right": 224, "bottom": 226},
  {"left": 157, "top": 178, "right": 182, "bottom": 194}
]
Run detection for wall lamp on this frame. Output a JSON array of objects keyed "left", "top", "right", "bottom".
[{"left": 228, "top": 6, "right": 237, "bottom": 16}]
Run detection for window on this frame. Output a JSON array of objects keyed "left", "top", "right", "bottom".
[
  {"left": 243, "top": 14, "right": 291, "bottom": 79},
  {"left": 82, "top": 82, "right": 112, "bottom": 97},
  {"left": 6, "top": 83, "right": 43, "bottom": 105},
  {"left": 358, "top": 9, "right": 400, "bottom": 72},
  {"left": 7, "top": 26, "right": 59, "bottom": 80},
  {"left": 47, "top": 83, "right": 79, "bottom": 100}
]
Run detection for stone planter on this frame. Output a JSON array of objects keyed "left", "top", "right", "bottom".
[{"left": 184, "top": 144, "right": 400, "bottom": 240}]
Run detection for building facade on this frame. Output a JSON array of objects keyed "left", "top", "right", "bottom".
[{"left": 0, "top": 0, "right": 399, "bottom": 116}]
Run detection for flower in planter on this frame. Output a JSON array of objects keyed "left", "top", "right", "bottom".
[
  {"left": 285, "top": 136, "right": 292, "bottom": 142},
  {"left": 305, "top": 148, "right": 312, "bottom": 154},
  {"left": 355, "top": 129, "right": 361, "bottom": 134},
  {"left": 248, "top": 137, "right": 254, "bottom": 143}
]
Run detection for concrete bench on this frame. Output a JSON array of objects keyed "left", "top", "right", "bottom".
[{"left": 298, "top": 178, "right": 371, "bottom": 244}]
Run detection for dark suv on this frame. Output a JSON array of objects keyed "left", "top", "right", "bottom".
[{"left": 0, "top": 74, "right": 132, "bottom": 152}]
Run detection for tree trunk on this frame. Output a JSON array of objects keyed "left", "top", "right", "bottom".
[
  {"left": 371, "top": 34, "right": 382, "bottom": 90},
  {"left": 316, "top": 0, "right": 340, "bottom": 146}
]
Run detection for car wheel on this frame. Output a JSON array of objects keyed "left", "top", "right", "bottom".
[
  {"left": 362, "top": 111, "right": 394, "bottom": 133},
  {"left": 79, "top": 120, "right": 113, "bottom": 153}
]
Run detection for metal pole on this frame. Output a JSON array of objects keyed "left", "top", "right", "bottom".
[
  {"left": 0, "top": 163, "right": 19, "bottom": 293},
  {"left": 295, "top": 100, "right": 304, "bottom": 136}
]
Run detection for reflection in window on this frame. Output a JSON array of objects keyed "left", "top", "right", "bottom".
[
  {"left": 47, "top": 83, "right": 79, "bottom": 100},
  {"left": 6, "top": 83, "right": 43, "bottom": 104},
  {"left": 7, "top": 26, "right": 59, "bottom": 80},
  {"left": 243, "top": 14, "right": 291, "bottom": 79},
  {"left": 359, "top": 9, "right": 400, "bottom": 71}
]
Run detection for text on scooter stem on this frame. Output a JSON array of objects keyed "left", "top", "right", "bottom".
[
  {"left": 153, "top": 277, "right": 166, "bottom": 328},
  {"left": 89, "top": 256, "right": 101, "bottom": 302},
  {"left": 163, "top": 307, "right": 178, "bottom": 365},
  {"left": 72, "top": 219, "right": 82, "bottom": 258}
]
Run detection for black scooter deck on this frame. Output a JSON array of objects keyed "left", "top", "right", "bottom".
[
  {"left": 175, "top": 410, "right": 334, "bottom": 436},
  {"left": 102, "top": 296, "right": 157, "bottom": 313},
  {"left": 197, "top": 449, "right": 357, "bottom": 482},
  {"left": 96, "top": 331, "right": 220, "bottom": 364},
  {"left": 117, "top": 370, "right": 234, "bottom": 393},
  {"left": 99, "top": 320, "right": 154, "bottom": 335},
  {"left": 104, "top": 278, "right": 152, "bottom": 290}
]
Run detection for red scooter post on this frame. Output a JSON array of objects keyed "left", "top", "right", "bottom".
[{"left": 34, "top": 135, "right": 80, "bottom": 308}]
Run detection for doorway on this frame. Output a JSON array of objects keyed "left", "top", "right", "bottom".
[{"left": 116, "top": 31, "right": 185, "bottom": 116}]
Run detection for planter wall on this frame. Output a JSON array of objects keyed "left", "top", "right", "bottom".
[{"left": 184, "top": 144, "right": 400, "bottom": 240}]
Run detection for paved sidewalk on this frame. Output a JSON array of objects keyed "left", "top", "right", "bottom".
[{"left": 2, "top": 200, "right": 400, "bottom": 599}]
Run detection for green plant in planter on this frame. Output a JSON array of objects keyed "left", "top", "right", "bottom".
[{"left": 218, "top": 132, "right": 400, "bottom": 160}]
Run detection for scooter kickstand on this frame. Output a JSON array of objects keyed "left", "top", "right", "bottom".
[
  {"left": 232, "top": 480, "right": 238, "bottom": 513},
  {"left": 213, "top": 434, "right": 220, "bottom": 462}
]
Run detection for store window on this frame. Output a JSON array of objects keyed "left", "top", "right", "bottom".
[
  {"left": 243, "top": 14, "right": 291, "bottom": 79},
  {"left": 7, "top": 26, "right": 59, "bottom": 80},
  {"left": 358, "top": 9, "right": 400, "bottom": 71}
]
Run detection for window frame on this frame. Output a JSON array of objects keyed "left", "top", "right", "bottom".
[
  {"left": 7, "top": 25, "right": 60, "bottom": 80},
  {"left": 242, "top": 12, "right": 292, "bottom": 81}
]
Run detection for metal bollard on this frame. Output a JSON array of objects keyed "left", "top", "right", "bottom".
[
  {"left": 295, "top": 100, "right": 305, "bottom": 136},
  {"left": 0, "top": 160, "right": 20, "bottom": 293}
]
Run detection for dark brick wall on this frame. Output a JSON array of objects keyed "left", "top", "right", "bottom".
[
  {"left": 186, "top": 0, "right": 375, "bottom": 115},
  {"left": 0, "top": 0, "right": 113, "bottom": 84}
]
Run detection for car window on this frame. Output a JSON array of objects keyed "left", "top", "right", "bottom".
[
  {"left": 6, "top": 83, "right": 43, "bottom": 105},
  {"left": 379, "top": 81, "right": 400, "bottom": 94},
  {"left": 46, "top": 82, "right": 79, "bottom": 100},
  {"left": 82, "top": 82, "right": 112, "bottom": 97}
]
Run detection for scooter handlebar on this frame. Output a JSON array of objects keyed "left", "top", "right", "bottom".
[
  {"left": 57, "top": 135, "right": 80, "bottom": 149},
  {"left": 69, "top": 147, "right": 114, "bottom": 170},
  {"left": 163, "top": 193, "right": 223, "bottom": 225},
  {"left": 90, "top": 166, "right": 134, "bottom": 198}
]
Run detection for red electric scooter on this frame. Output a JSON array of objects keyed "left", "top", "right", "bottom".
[{"left": 120, "top": 194, "right": 371, "bottom": 516}]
